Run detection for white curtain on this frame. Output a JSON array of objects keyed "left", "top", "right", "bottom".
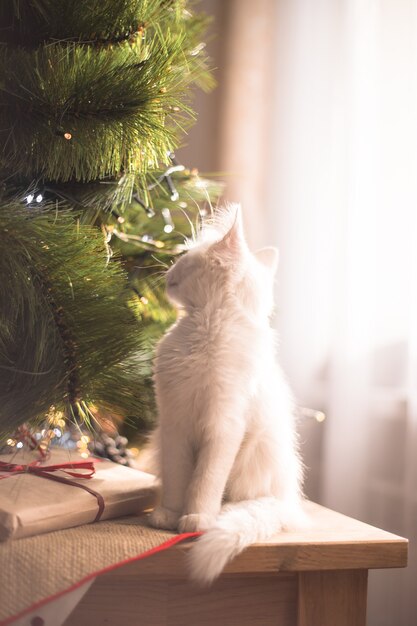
[{"left": 266, "top": 2, "right": 417, "bottom": 625}]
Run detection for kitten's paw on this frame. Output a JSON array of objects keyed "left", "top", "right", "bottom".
[
  {"left": 148, "top": 506, "right": 180, "bottom": 530},
  {"left": 178, "top": 513, "right": 216, "bottom": 533}
]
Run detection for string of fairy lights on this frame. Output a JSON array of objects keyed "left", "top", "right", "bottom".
[
  {"left": 23, "top": 151, "right": 206, "bottom": 255},
  {"left": 24, "top": 152, "right": 184, "bottom": 232}
]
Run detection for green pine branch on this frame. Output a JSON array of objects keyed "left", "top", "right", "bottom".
[
  {"left": 0, "top": 198, "right": 150, "bottom": 436},
  {"left": 0, "top": 0, "right": 188, "bottom": 46},
  {"left": 0, "top": 30, "right": 208, "bottom": 182}
]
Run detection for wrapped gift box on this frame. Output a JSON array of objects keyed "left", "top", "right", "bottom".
[{"left": 0, "top": 449, "right": 159, "bottom": 541}]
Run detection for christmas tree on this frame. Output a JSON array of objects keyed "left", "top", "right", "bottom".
[{"left": 0, "top": 0, "right": 219, "bottom": 442}]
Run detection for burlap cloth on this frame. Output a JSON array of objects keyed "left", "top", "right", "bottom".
[{"left": 0, "top": 515, "right": 199, "bottom": 625}]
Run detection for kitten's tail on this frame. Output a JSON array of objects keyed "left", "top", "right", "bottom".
[{"left": 188, "top": 497, "right": 306, "bottom": 585}]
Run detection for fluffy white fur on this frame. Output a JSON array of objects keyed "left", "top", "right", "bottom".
[{"left": 145, "top": 204, "right": 305, "bottom": 585}]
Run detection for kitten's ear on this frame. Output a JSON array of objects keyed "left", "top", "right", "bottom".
[
  {"left": 256, "top": 246, "right": 279, "bottom": 274},
  {"left": 212, "top": 205, "right": 247, "bottom": 256}
]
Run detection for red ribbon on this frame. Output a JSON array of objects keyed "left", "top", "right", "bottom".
[{"left": 0, "top": 459, "right": 105, "bottom": 522}]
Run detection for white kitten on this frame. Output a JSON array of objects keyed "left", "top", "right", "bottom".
[{"left": 146, "top": 204, "right": 305, "bottom": 584}]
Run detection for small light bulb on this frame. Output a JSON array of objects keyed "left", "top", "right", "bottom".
[
  {"left": 16, "top": 442, "right": 23, "bottom": 449},
  {"left": 26, "top": 194, "right": 34, "bottom": 203},
  {"left": 161, "top": 207, "right": 175, "bottom": 233},
  {"left": 36, "top": 194, "right": 43, "bottom": 203}
]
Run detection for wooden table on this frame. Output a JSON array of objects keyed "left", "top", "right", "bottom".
[{"left": 66, "top": 502, "right": 408, "bottom": 626}]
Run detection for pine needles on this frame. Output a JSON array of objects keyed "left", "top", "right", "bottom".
[
  {"left": 0, "top": 0, "right": 215, "bottom": 436},
  {"left": 0, "top": 28, "right": 210, "bottom": 182},
  {"left": 0, "top": 198, "right": 151, "bottom": 434}
]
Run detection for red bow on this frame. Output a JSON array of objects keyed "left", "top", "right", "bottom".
[{"left": 0, "top": 459, "right": 105, "bottom": 522}]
